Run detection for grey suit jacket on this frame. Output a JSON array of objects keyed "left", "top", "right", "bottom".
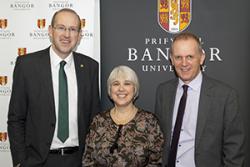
[
  {"left": 155, "top": 74, "right": 245, "bottom": 167},
  {"left": 7, "top": 47, "right": 101, "bottom": 167}
]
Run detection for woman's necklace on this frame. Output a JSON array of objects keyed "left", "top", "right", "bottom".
[{"left": 111, "top": 106, "right": 138, "bottom": 125}]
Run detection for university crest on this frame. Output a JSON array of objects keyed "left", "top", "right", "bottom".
[
  {"left": 0, "top": 132, "right": 7, "bottom": 142},
  {"left": 0, "top": 19, "right": 7, "bottom": 29},
  {"left": 158, "top": 0, "right": 192, "bottom": 33},
  {"left": 18, "top": 48, "right": 27, "bottom": 56},
  {"left": 0, "top": 76, "right": 7, "bottom": 86},
  {"left": 37, "top": 19, "right": 46, "bottom": 29}
]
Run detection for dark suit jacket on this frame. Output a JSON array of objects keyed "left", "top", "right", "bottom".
[
  {"left": 7, "top": 47, "right": 101, "bottom": 167},
  {"left": 155, "top": 74, "right": 245, "bottom": 167}
]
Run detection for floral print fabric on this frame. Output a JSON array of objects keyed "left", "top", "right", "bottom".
[{"left": 82, "top": 109, "right": 164, "bottom": 167}]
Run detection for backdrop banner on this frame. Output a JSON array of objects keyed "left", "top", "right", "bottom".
[
  {"left": 0, "top": 0, "right": 100, "bottom": 166},
  {"left": 100, "top": 0, "right": 250, "bottom": 166}
]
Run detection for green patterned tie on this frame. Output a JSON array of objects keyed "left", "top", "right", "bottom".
[{"left": 57, "top": 61, "right": 69, "bottom": 143}]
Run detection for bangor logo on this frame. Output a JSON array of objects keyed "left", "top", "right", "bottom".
[
  {"left": 0, "top": 76, "right": 7, "bottom": 86},
  {"left": 158, "top": 0, "right": 192, "bottom": 34},
  {"left": 18, "top": 48, "right": 27, "bottom": 56},
  {"left": 0, "top": 19, "right": 7, "bottom": 29},
  {"left": 37, "top": 19, "right": 46, "bottom": 29},
  {"left": 80, "top": 19, "right": 86, "bottom": 29},
  {"left": 0, "top": 132, "right": 7, "bottom": 142}
]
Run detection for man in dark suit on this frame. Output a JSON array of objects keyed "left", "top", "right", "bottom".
[
  {"left": 7, "top": 8, "right": 100, "bottom": 167},
  {"left": 155, "top": 32, "right": 245, "bottom": 167}
]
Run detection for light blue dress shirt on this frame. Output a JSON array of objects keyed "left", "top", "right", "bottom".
[{"left": 171, "top": 72, "right": 203, "bottom": 167}]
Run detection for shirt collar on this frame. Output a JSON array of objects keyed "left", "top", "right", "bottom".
[
  {"left": 178, "top": 71, "right": 203, "bottom": 91},
  {"left": 50, "top": 46, "right": 73, "bottom": 68}
]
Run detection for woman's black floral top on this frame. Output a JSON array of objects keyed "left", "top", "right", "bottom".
[{"left": 82, "top": 108, "right": 164, "bottom": 167}]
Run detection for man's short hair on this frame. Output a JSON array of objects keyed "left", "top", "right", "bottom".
[
  {"left": 51, "top": 8, "right": 81, "bottom": 29},
  {"left": 170, "top": 32, "right": 203, "bottom": 54}
]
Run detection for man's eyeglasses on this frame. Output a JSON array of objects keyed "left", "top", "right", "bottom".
[{"left": 53, "top": 25, "right": 80, "bottom": 34}]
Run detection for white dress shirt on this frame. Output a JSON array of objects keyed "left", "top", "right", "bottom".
[
  {"left": 171, "top": 72, "right": 203, "bottom": 167},
  {"left": 49, "top": 47, "right": 79, "bottom": 149}
]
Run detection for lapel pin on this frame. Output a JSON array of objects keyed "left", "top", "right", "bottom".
[{"left": 80, "top": 64, "right": 84, "bottom": 68}]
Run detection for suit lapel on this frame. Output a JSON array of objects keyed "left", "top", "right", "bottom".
[
  {"left": 165, "top": 80, "right": 178, "bottom": 147},
  {"left": 195, "top": 75, "right": 213, "bottom": 147},
  {"left": 73, "top": 53, "right": 86, "bottom": 112},
  {"left": 39, "top": 48, "right": 56, "bottom": 123},
  {"left": 160, "top": 79, "right": 178, "bottom": 164},
  {"left": 161, "top": 79, "right": 178, "bottom": 148},
  {"left": 73, "top": 53, "right": 87, "bottom": 143}
]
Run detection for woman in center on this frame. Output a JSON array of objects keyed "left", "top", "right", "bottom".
[{"left": 82, "top": 65, "right": 164, "bottom": 167}]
